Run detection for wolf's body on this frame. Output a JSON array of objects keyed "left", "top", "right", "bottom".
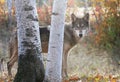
[{"left": 7, "top": 13, "right": 89, "bottom": 78}]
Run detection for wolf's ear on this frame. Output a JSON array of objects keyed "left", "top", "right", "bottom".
[
  {"left": 71, "top": 13, "right": 77, "bottom": 22},
  {"left": 84, "top": 13, "right": 89, "bottom": 20}
]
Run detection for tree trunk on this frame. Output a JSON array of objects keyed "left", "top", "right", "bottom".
[
  {"left": 14, "top": 0, "right": 45, "bottom": 82},
  {"left": 7, "top": 0, "right": 12, "bottom": 29},
  {"left": 44, "top": 0, "right": 67, "bottom": 82}
]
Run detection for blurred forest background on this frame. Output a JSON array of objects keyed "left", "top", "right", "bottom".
[{"left": 0, "top": 0, "right": 120, "bottom": 82}]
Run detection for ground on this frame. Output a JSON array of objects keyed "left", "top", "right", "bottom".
[
  {"left": 67, "top": 42, "right": 120, "bottom": 82},
  {"left": 0, "top": 41, "right": 120, "bottom": 82},
  {"left": 68, "top": 43, "right": 120, "bottom": 77}
]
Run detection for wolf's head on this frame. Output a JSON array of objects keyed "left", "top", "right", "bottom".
[{"left": 71, "top": 13, "right": 89, "bottom": 37}]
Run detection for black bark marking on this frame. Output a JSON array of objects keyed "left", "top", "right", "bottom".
[
  {"left": 52, "top": 12, "right": 59, "bottom": 15},
  {"left": 34, "top": 36, "right": 39, "bottom": 42},
  {"left": 26, "top": 28, "right": 34, "bottom": 37},
  {"left": 24, "top": 4, "right": 34, "bottom": 11},
  {"left": 57, "top": 34, "right": 60, "bottom": 36},
  {"left": 34, "top": 37, "right": 38, "bottom": 41},
  {"left": 34, "top": 30, "right": 37, "bottom": 32},
  {"left": 32, "top": 26, "right": 35, "bottom": 28},
  {"left": 26, "top": 14, "right": 38, "bottom": 21},
  {"left": 22, "top": 41, "right": 35, "bottom": 47},
  {"left": 51, "top": 46, "right": 56, "bottom": 48},
  {"left": 25, "top": 47, "right": 41, "bottom": 56}
]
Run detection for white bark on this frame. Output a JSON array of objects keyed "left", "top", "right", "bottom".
[
  {"left": 14, "top": 0, "right": 44, "bottom": 81},
  {"left": 15, "top": 0, "right": 42, "bottom": 57},
  {"left": 45, "top": 0, "right": 67, "bottom": 82}
]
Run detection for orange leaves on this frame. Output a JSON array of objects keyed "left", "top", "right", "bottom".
[
  {"left": 0, "top": 78, "right": 4, "bottom": 82},
  {"left": 90, "top": 74, "right": 119, "bottom": 82},
  {"left": 63, "top": 75, "right": 80, "bottom": 82},
  {"left": 109, "top": 75, "right": 118, "bottom": 82},
  {"left": 0, "top": 0, "right": 5, "bottom": 13},
  {"left": 67, "top": 0, "right": 75, "bottom": 7},
  {"left": 63, "top": 74, "right": 120, "bottom": 82},
  {"left": 0, "top": 0, "right": 7, "bottom": 24},
  {"left": 94, "top": 74, "right": 104, "bottom": 82},
  {"left": 63, "top": 79, "right": 69, "bottom": 82},
  {"left": 0, "top": 0, "right": 5, "bottom": 5},
  {"left": 110, "top": 78, "right": 117, "bottom": 82},
  {"left": 37, "top": 5, "right": 52, "bottom": 25},
  {"left": 94, "top": 74, "right": 119, "bottom": 82},
  {"left": 91, "top": 0, "right": 120, "bottom": 49},
  {"left": 0, "top": 8, "right": 4, "bottom": 15},
  {"left": 69, "top": 75, "right": 80, "bottom": 81},
  {"left": 104, "top": 0, "right": 118, "bottom": 13},
  {"left": 0, "top": 72, "right": 14, "bottom": 82}
]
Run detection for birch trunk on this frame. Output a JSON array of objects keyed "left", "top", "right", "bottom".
[
  {"left": 44, "top": 0, "right": 67, "bottom": 82},
  {"left": 14, "top": 0, "right": 45, "bottom": 82}
]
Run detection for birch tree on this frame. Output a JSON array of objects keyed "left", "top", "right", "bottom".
[
  {"left": 14, "top": 0, "right": 45, "bottom": 82},
  {"left": 44, "top": 0, "right": 67, "bottom": 82}
]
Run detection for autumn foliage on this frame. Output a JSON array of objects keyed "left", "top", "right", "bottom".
[
  {"left": 91, "top": 0, "right": 120, "bottom": 50},
  {"left": 0, "top": 0, "right": 6, "bottom": 24},
  {"left": 63, "top": 74, "right": 119, "bottom": 82},
  {"left": 37, "top": 4, "right": 52, "bottom": 25}
]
